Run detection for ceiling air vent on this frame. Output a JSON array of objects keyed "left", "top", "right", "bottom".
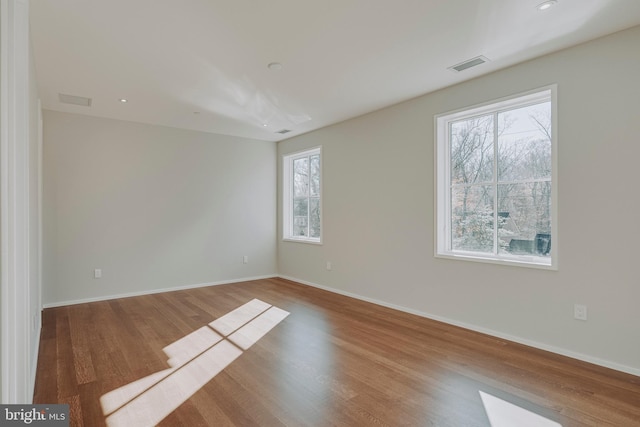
[
  {"left": 276, "top": 129, "right": 292, "bottom": 134},
  {"left": 58, "top": 93, "right": 92, "bottom": 107},
  {"left": 448, "top": 55, "right": 490, "bottom": 73}
]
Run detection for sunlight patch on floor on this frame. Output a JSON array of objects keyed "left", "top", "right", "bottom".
[
  {"left": 480, "top": 391, "right": 562, "bottom": 427},
  {"left": 100, "top": 299, "right": 289, "bottom": 427}
]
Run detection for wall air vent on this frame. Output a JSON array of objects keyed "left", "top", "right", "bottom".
[
  {"left": 58, "top": 93, "right": 92, "bottom": 107},
  {"left": 276, "top": 129, "right": 292, "bottom": 134},
  {"left": 448, "top": 56, "right": 490, "bottom": 72}
]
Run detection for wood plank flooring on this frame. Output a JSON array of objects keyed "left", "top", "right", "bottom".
[{"left": 33, "top": 278, "right": 640, "bottom": 426}]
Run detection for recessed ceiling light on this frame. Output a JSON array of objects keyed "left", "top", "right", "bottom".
[
  {"left": 263, "top": 123, "right": 268, "bottom": 127},
  {"left": 119, "top": 98, "right": 128, "bottom": 103},
  {"left": 536, "top": 0, "right": 557, "bottom": 11},
  {"left": 267, "top": 62, "right": 283, "bottom": 70}
]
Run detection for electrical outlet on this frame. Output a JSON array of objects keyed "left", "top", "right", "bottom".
[
  {"left": 94, "top": 268, "right": 102, "bottom": 279},
  {"left": 574, "top": 304, "right": 587, "bottom": 321},
  {"left": 326, "top": 261, "right": 332, "bottom": 271},
  {"left": 243, "top": 255, "right": 248, "bottom": 264}
]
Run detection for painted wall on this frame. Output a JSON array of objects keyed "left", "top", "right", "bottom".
[
  {"left": 278, "top": 26, "right": 640, "bottom": 375},
  {"left": 43, "top": 111, "right": 277, "bottom": 306}
]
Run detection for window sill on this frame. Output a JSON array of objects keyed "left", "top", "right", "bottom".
[
  {"left": 435, "top": 252, "right": 556, "bottom": 270},
  {"left": 283, "top": 238, "right": 323, "bottom": 246}
]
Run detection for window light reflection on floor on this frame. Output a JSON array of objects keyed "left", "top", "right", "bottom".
[
  {"left": 480, "top": 391, "right": 562, "bottom": 427},
  {"left": 100, "top": 299, "right": 289, "bottom": 427}
]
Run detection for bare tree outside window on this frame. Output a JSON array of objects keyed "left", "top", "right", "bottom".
[
  {"left": 438, "top": 89, "right": 554, "bottom": 267},
  {"left": 283, "top": 148, "right": 322, "bottom": 243}
]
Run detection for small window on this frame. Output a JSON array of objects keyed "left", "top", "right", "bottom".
[
  {"left": 435, "top": 87, "right": 557, "bottom": 268},
  {"left": 283, "top": 147, "right": 322, "bottom": 244}
]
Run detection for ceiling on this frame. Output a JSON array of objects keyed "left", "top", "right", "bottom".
[{"left": 30, "top": 0, "right": 640, "bottom": 142}]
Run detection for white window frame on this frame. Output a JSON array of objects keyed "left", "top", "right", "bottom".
[
  {"left": 435, "top": 86, "right": 558, "bottom": 269},
  {"left": 282, "top": 146, "right": 322, "bottom": 244}
]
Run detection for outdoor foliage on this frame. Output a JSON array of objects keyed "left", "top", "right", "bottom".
[
  {"left": 292, "top": 154, "right": 320, "bottom": 238},
  {"left": 450, "top": 102, "right": 551, "bottom": 255}
]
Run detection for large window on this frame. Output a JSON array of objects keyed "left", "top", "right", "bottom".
[
  {"left": 283, "top": 147, "right": 322, "bottom": 243},
  {"left": 435, "top": 87, "right": 556, "bottom": 268}
]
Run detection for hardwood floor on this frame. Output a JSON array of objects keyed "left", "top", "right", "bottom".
[{"left": 33, "top": 278, "right": 640, "bottom": 426}]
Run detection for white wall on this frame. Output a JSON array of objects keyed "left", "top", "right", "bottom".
[
  {"left": 278, "top": 26, "right": 640, "bottom": 375},
  {"left": 1, "top": 0, "right": 42, "bottom": 403},
  {"left": 43, "top": 111, "right": 277, "bottom": 306}
]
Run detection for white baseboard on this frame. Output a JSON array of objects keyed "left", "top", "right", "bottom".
[
  {"left": 278, "top": 275, "right": 640, "bottom": 378},
  {"left": 41, "top": 273, "right": 640, "bottom": 378},
  {"left": 42, "top": 274, "right": 278, "bottom": 308}
]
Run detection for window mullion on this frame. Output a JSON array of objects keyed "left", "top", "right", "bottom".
[
  {"left": 291, "top": 157, "right": 296, "bottom": 238},
  {"left": 493, "top": 112, "right": 499, "bottom": 255},
  {"left": 306, "top": 155, "right": 311, "bottom": 237},
  {"left": 447, "top": 121, "right": 453, "bottom": 252}
]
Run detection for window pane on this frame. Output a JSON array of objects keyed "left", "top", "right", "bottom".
[
  {"left": 310, "top": 155, "right": 320, "bottom": 197},
  {"left": 309, "top": 197, "right": 320, "bottom": 238},
  {"left": 450, "top": 114, "right": 494, "bottom": 185},
  {"left": 293, "top": 218, "right": 308, "bottom": 237},
  {"left": 293, "top": 157, "right": 309, "bottom": 197},
  {"left": 497, "top": 182, "right": 551, "bottom": 256},
  {"left": 294, "top": 198, "right": 308, "bottom": 217},
  {"left": 451, "top": 185, "right": 494, "bottom": 253},
  {"left": 498, "top": 102, "right": 551, "bottom": 182},
  {"left": 293, "top": 197, "right": 308, "bottom": 237}
]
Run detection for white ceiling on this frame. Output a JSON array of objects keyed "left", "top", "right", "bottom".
[{"left": 30, "top": 0, "right": 640, "bottom": 142}]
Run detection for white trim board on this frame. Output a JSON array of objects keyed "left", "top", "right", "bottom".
[
  {"left": 1, "top": 0, "right": 37, "bottom": 404},
  {"left": 278, "top": 275, "right": 640, "bottom": 378},
  {"left": 42, "top": 275, "right": 278, "bottom": 308}
]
